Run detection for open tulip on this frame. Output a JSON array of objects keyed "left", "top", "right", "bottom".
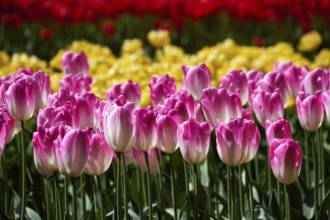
[
  {"left": 265, "top": 119, "right": 292, "bottom": 144},
  {"left": 182, "top": 63, "right": 211, "bottom": 100},
  {"left": 62, "top": 51, "right": 89, "bottom": 76},
  {"left": 132, "top": 148, "right": 161, "bottom": 174},
  {"left": 85, "top": 133, "right": 114, "bottom": 176},
  {"left": 106, "top": 80, "right": 141, "bottom": 106},
  {"left": 200, "top": 87, "right": 242, "bottom": 127},
  {"left": 156, "top": 114, "right": 179, "bottom": 153},
  {"left": 149, "top": 74, "right": 176, "bottom": 106},
  {"left": 134, "top": 107, "right": 158, "bottom": 152},
  {"left": 269, "top": 138, "right": 302, "bottom": 185},
  {"left": 220, "top": 70, "right": 249, "bottom": 105},
  {"left": 301, "top": 68, "right": 330, "bottom": 94},
  {"left": 216, "top": 118, "right": 260, "bottom": 166},
  {"left": 296, "top": 91, "right": 324, "bottom": 132},
  {"left": 177, "top": 118, "right": 211, "bottom": 164},
  {"left": 59, "top": 73, "right": 92, "bottom": 94},
  {"left": 5, "top": 76, "right": 36, "bottom": 121}
]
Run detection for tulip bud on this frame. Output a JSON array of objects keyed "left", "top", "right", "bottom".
[
  {"left": 62, "top": 51, "right": 89, "bottom": 76},
  {"left": 106, "top": 80, "right": 141, "bottom": 106},
  {"left": 59, "top": 73, "right": 92, "bottom": 94},
  {"left": 177, "top": 118, "right": 211, "bottom": 164},
  {"left": 265, "top": 119, "right": 292, "bottom": 145},
  {"left": 301, "top": 68, "right": 330, "bottom": 94},
  {"left": 32, "top": 70, "right": 51, "bottom": 111},
  {"left": 149, "top": 74, "right": 176, "bottom": 106},
  {"left": 75, "top": 92, "right": 99, "bottom": 129},
  {"left": 296, "top": 91, "right": 324, "bottom": 132},
  {"left": 156, "top": 115, "right": 179, "bottom": 153},
  {"left": 269, "top": 138, "right": 302, "bottom": 185},
  {"left": 182, "top": 63, "right": 211, "bottom": 100},
  {"left": 132, "top": 148, "right": 161, "bottom": 174},
  {"left": 216, "top": 118, "right": 260, "bottom": 166},
  {"left": 246, "top": 70, "right": 264, "bottom": 104}
]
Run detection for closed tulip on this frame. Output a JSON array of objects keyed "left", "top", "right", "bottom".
[
  {"left": 75, "top": 92, "right": 99, "bottom": 129},
  {"left": 301, "top": 68, "right": 330, "bottom": 94},
  {"left": 62, "top": 51, "right": 89, "bottom": 76},
  {"left": 106, "top": 80, "right": 141, "bottom": 106},
  {"left": 182, "top": 63, "right": 211, "bottom": 100},
  {"left": 47, "top": 88, "right": 76, "bottom": 108},
  {"left": 85, "top": 133, "right": 114, "bottom": 176},
  {"left": 323, "top": 90, "right": 330, "bottom": 123},
  {"left": 32, "top": 70, "right": 51, "bottom": 111},
  {"left": 0, "top": 105, "right": 19, "bottom": 142},
  {"left": 59, "top": 73, "right": 92, "bottom": 94},
  {"left": 265, "top": 119, "right": 292, "bottom": 144},
  {"left": 269, "top": 138, "right": 302, "bottom": 185},
  {"left": 177, "top": 118, "right": 211, "bottom": 164},
  {"left": 216, "top": 118, "right": 260, "bottom": 166},
  {"left": 296, "top": 91, "right": 324, "bottom": 132},
  {"left": 200, "top": 87, "right": 242, "bottom": 127},
  {"left": 132, "top": 148, "right": 161, "bottom": 174},
  {"left": 156, "top": 114, "right": 179, "bottom": 153},
  {"left": 149, "top": 74, "right": 176, "bottom": 106}
]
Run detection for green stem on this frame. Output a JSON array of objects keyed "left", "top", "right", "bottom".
[
  {"left": 304, "top": 131, "right": 310, "bottom": 188},
  {"left": 90, "top": 176, "right": 96, "bottom": 220},
  {"left": 277, "top": 181, "right": 281, "bottom": 204},
  {"left": 97, "top": 175, "right": 105, "bottom": 220},
  {"left": 120, "top": 153, "right": 128, "bottom": 220},
  {"left": 284, "top": 185, "right": 290, "bottom": 220},
  {"left": 169, "top": 154, "right": 177, "bottom": 220},
  {"left": 144, "top": 152, "right": 152, "bottom": 220},
  {"left": 317, "top": 128, "right": 325, "bottom": 202},
  {"left": 1, "top": 152, "right": 8, "bottom": 214},
  {"left": 183, "top": 160, "right": 190, "bottom": 220},
  {"left": 311, "top": 132, "right": 318, "bottom": 216},
  {"left": 44, "top": 178, "right": 50, "bottom": 220},
  {"left": 156, "top": 151, "right": 164, "bottom": 214},
  {"left": 53, "top": 176, "right": 59, "bottom": 220},
  {"left": 81, "top": 174, "right": 86, "bottom": 219},
  {"left": 193, "top": 164, "right": 198, "bottom": 220},
  {"left": 20, "top": 121, "right": 26, "bottom": 220},
  {"left": 245, "top": 164, "right": 254, "bottom": 220},
  {"left": 116, "top": 155, "right": 121, "bottom": 220},
  {"left": 64, "top": 176, "right": 69, "bottom": 216},
  {"left": 136, "top": 166, "right": 143, "bottom": 218},
  {"left": 72, "top": 177, "right": 77, "bottom": 220},
  {"left": 267, "top": 148, "right": 272, "bottom": 193},
  {"left": 227, "top": 166, "right": 233, "bottom": 219},
  {"left": 254, "top": 155, "right": 260, "bottom": 183},
  {"left": 238, "top": 165, "right": 244, "bottom": 218}
]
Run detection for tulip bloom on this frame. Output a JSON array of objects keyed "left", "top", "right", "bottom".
[
  {"left": 177, "top": 118, "right": 211, "bottom": 164},
  {"left": 216, "top": 118, "right": 260, "bottom": 166},
  {"left": 0, "top": 118, "right": 8, "bottom": 157},
  {"left": 134, "top": 107, "right": 158, "bottom": 152},
  {"left": 32, "top": 70, "right": 51, "bottom": 111},
  {"left": 85, "top": 133, "right": 114, "bottom": 176},
  {"left": 269, "top": 139, "right": 302, "bottom": 185},
  {"left": 246, "top": 70, "right": 264, "bottom": 104},
  {"left": 56, "top": 126, "right": 92, "bottom": 177},
  {"left": 200, "top": 88, "right": 242, "bottom": 127},
  {"left": 301, "top": 68, "right": 330, "bottom": 94},
  {"left": 149, "top": 74, "right": 176, "bottom": 106},
  {"left": 182, "top": 63, "right": 211, "bottom": 100},
  {"left": 323, "top": 91, "right": 330, "bottom": 123},
  {"left": 75, "top": 92, "right": 99, "bottom": 129},
  {"left": 220, "top": 70, "right": 249, "bottom": 105},
  {"left": 296, "top": 91, "right": 324, "bottom": 132},
  {"left": 102, "top": 100, "right": 135, "bottom": 152},
  {"left": 59, "top": 73, "right": 92, "bottom": 94},
  {"left": 265, "top": 119, "right": 292, "bottom": 145},
  {"left": 0, "top": 105, "right": 19, "bottom": 142},
  {"left": 132, "top": 148, "right": 161, "bottom": 174},
  {"left": 62, "top": 51, "right": 89, "bottom": 76},
  {"left": 106, "top": 80, "right": 141, "bottom": 106},
  {"left": 156, "top": 114, "right": 179, "bottom": 153},
  {"left": 5, "top": 76, "right": 36, "bottom": 121},
  {"left": 47, "top": 88, "right": 76, "bottom": 108},
  {"left": 251, "top": 90, "right": 284, "bottom": 127}
]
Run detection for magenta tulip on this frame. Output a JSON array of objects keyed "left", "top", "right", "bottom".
[
  {"left": 296, "top": 91, "right": 324, "bottom": 132},
  {"left": 59, "top": 73, "right": 92, "bottom": 94},
  {"left": 269, "top": 138, "right": 302, "bottom": 185},
  {"left": 265, "top": 119, "right": 292, "bottom": 144},
  {"left": 301, "top": 68, "right": 330, "bottom": 94},
  {"left": 0, "top": 117, "right": 8, "bottom": 157},
  {"left": 246, "top": 70, "right": 264, "bottom": 102},
  {"left": 85, "top": 133, "right": 114, "bottom": 176},
  {"left": 251, "top": 90, "right": 284, "bottom": 127},
  {"left": 75, "top": 92, "right": 99, "bottom": 129},
  {"left": 323, "top": 91, "right": 330, "bottom": 123},
  {"left": 0, "top": 105, "right": 19, "bottom": 142},
  {"left": 62, "top": 51, "right": 89, "bottom": 76},
  {"left": 5, "top": 76, "right": 36, "bottom": 121},
  {"left": 149, "top": 74, "right": 176, "bottom": 106},
  {"left": 242, "top": 108, "right": 253, "bottom": 120},
  {"left": 200, "top": 88, "right": 242, "bottom": 127},
  {"left": 177, "top": 118, "right": 211, "bottom": 164},
  {"left": 106, "top": 80, "right": 141, "bottom": 106},
  {"left": 216, "top": 118, "right": 260, "bottom": 166},
  {"left": 182, "top": 63, "right": 211, "bottom": 100},
  {"left": 156, "top": 114, "right": 179, "bottom": 153},
  {"left": 132, "top": 148, "right": 161, "bottom": 174},
  {"left": 48, "top": 88, "right": 76, "bottom": 108},
  {"left": 220, "top": 70, "right": 249, "bottom": 105},
  {"left": 134, "top": 107, "right": 158, "bottom": 152},
  {"left": 32, "top": 70, "right": 51, "bottom": 111}
]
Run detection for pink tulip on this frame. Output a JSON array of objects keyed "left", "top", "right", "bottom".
[
  {"left": 48, "top": 88, "right": 76, "bottom": 108},
  {"left": 102, "top": 100, "right": 135, "bottom": 152},
  {"left": 220, "top": 70, "right": 249, "bottom": 105},
  {"left": 182, "top": 63, "right": 211, "bottom": 100},
  {"left": 106, "top": 80, "right": 141, "bottom": 106},
  {"left": 296, "top": 91, "right": 324, "bottom": 132},
  {"left": 177, "top": 118, "right": 211, "bottom": 164},
  {"left": 0, "top": 105, "right": 19, "bottom": 142},
  {"left": 251, "top": 90, "right": 284, "bottom": 127},
  {"left": 134, "top": 107, "right": 158, "bottom": 152},
  {"left": 274, "top": 62, "right": 308, "bottom": 97},
  {"left": 216, "top": 118, "right": 260, "bottom": 166},
  {"left": 0, "top": 76, "right": 12, "bottom": 104},
  {"left": 301, "top": 68, "right": 330, "bottom": 94},
  {"left": 85, "top": 133, "right": 114, "bottom": 176},
  {"left": 156, "top": 114, "right": 179, "bottom": 153},
  {"left": 56, "top": 126, "right": 92, "bottom": 177},
  {"left": 132, "top": 148, "right": 161, "bottom": 174},
  {"left": 265, "top": 119, "right": 292, "bottom": 145},
  {"left": 62, "top": 51, "right": 89, "bottom": 76},
  {"left": 149, "top": 74, "right": 176, "bottom": 106},
  {"left": 59, "top": 73, "right": 92, "bottom": 94},
  {"left": 323, "top": 91, "right": 330, "bottom": 123},
  {"left": 0, "top": 117, "right": 8, "bottom": 157},
  {"left": 269, "top": 138, "right": 302, "bottom": 185},
  {"left": 75, "top": 92, "right": 99, "bottom": 129},
  {"left": 33, "top": 126, "right": 59, "bottom": 176},
  {"left": 32, "top": 70, "right": 51, "bottom": 111},
  {"left": 5, "top": 76, "right": 36, "bottom": 121},
  {"left": 246, "top": 70, "right": 264, "bottom": 104},
  {"left": 200, "top": 88, "right": 242, "bottom": 127},
  {"left": 257, "top": 71, "right": 290, "bottom": 107}
]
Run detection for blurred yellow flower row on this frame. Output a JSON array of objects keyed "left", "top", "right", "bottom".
[{"left": 1, "top": 30, "right": 329, "bottom": 106}]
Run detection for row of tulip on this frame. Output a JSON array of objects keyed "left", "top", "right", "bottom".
[{"left": 0, "top": 49, "right": 329, "bottom": 219}]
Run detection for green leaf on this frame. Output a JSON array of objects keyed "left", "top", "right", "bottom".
[{"left": 26, "top": 207, "right": 41, "bottom": 220}]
